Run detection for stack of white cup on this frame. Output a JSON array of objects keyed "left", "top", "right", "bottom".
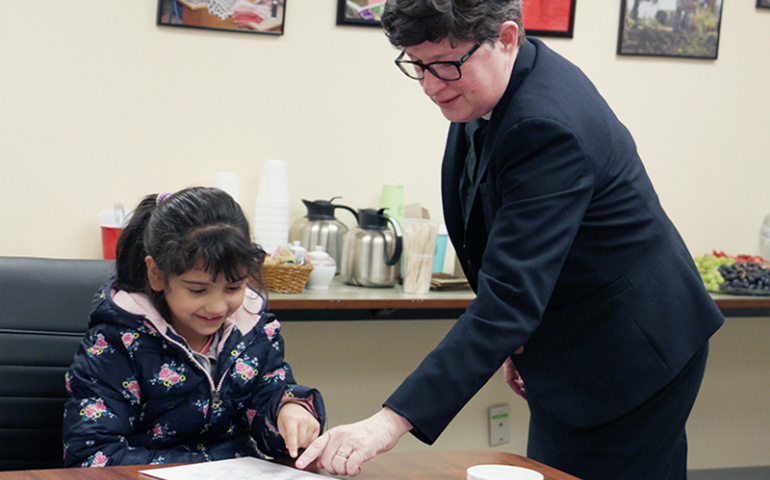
[
  {"left": 214, "top": 172, "right": 240, "bottom": 203},
  {"left": 253, "top": 159, "right": 290, "bottom": 255}
]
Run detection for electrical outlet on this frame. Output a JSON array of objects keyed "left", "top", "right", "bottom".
[{"left": 488, "top": 404, "right": 510, "bottom": 446}]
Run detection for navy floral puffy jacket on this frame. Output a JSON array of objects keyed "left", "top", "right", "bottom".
[{"left": 63, "top": 281, "right": 325, "bottom": 467}]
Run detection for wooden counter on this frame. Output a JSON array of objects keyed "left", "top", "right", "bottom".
[
  {"left": 265, "top": 278, "right": 770, "bottom": 320},
  {"left": 708, "top": 292, "right": 770, "bottom": 317},
  {"left": 265, "top": 277, "right": 474, "bottom": 320}
]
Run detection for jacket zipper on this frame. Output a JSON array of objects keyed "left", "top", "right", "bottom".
[{"left": 151, "top": 327, "right": 222, "bottom": 420}]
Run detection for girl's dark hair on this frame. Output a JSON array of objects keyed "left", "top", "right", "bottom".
[
  {"left": 381, "top": 0, "right": 525, "bottom": 49},
  {"left": 115, "top": 187, "right": 266, "bottom": 320}
]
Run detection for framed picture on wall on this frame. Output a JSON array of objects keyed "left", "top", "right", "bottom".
[
  {"left": 758, "top": 0, "right": 770, "bottom": 9},
  {"left": 337, "top": 0, "right": 385, "bottom": 27},
  {"left": 157, "top": 0, "right": 287, "bottom": 35},
  {"left": 617, "top": 0, "right": 723, "bottom": 59},
  {"left": 523, "top": 0, "right": 577, "bottom": 38}
]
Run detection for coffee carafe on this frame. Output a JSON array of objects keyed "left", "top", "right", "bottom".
[
  {"left": 289, "top": 198, "right": 358, "bottom": 272},
  {"left": 340, "top": 208, "right": 403, "bottom": 287}
]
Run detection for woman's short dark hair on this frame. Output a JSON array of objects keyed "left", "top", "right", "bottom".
[
  {"left": 381, "top": 0, "right": 525, "bottom": 49},
  {"left": 115, "top": 186, "right": 266, "bottom": 320}
]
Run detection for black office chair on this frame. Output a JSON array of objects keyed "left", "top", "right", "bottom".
[{"left": 0, "top": 257, "right": 113, "bottom": 471}]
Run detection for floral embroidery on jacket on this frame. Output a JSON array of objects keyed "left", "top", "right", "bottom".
[
  {"left": 121, "top": 330, "right": 140, "bottom": 354},
  {"left": 151, "top": 362, "right": 187, "bottom": 389},
  {"left": 195, "top": 399, "right": 209, "bottom": 417},
  {"left": 264, "top": 320, "right": 281, "bottom": 340},
  {"left": 86, "top": 333, "right": 113, "bottom": 357},
  {"left": 263, "top": 368, "right": 286, "bottom": 383},
  {"left": 246, "top": 408, "right": 257, "bottom": 427},
  {"left": 121, "top": 376, "right": 141, "bottom": 405},
  {"left": 79, "top": 398, "right": 115, "bottom": 422},
  {"left": 150, "top": 423, "right": 176, "bottom": 442},
  {"left": 82, "top": 451, "right": 108, "bottom": 468},
  {"left": 233, "top": 356, "right": 259, "bottom": 382}
]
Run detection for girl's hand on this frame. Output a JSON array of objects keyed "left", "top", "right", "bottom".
[{"left": 277, "top": 403, "right": 321, "bottom": 458}]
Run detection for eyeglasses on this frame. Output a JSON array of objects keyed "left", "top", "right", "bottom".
[{"left": 395, "top": 43, "right": 482, "bottom": 81}]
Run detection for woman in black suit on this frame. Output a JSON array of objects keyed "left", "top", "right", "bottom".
[{"left": 297, "top": 1, "right": 724, "bottom": 478}]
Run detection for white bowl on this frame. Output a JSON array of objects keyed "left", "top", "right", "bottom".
[
  {"left": 306, "top": 264, "right": 336, "bottom": 290},
  {"left": 467, "top": 465, "right": 544, "bottom": 480}
]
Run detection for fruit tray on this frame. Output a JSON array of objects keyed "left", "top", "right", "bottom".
[{"left": 719, "top": 286, "right": 770, "bottom": 296}]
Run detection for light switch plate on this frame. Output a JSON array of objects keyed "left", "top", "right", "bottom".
[{"left": 488, "top": 404, "right": 510, "bottom": 446}]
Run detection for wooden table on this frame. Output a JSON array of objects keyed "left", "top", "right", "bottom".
[
  {"left": 0, "top": 451, "right": 580, "bottom": 480},
  {"left": 266, "top": 277, "right": 770, "bottom": 320}
]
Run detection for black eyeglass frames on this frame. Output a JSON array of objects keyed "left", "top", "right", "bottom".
[{"left": 395, "top": 43, "right": 482, "bottom": 82}]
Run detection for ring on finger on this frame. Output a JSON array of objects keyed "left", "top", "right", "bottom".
[{"left": 335, "top": 451, "right": 350, "bottom": 459}]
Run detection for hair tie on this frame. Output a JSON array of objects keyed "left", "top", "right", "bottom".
[{"left": 156, "top": 192, "right": 172, "bottom": 205}]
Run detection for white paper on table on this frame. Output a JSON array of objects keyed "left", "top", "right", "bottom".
[{"left": 139, "top": 457, "right": 336, "bottom": 480}]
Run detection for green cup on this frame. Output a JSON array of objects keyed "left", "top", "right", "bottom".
[{"left": 379, "top": 183, "right": 404, "bottom": 222}]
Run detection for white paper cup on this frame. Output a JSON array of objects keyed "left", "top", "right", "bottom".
[
  {"left": 254, "top": 229, "right": 289, "bottom": 240},
  {"left": 254, "top": 213, "right": 290, "bottom": 223},
  {"left": 257, "top": 159, "right": 290, "bottom": 201},
  {"left": 214, "top": 172, "right": 240, "bottom": 203},
  {"left": 255, "top": 228, "right": 289, "bottom": 251},
  {"left": 255, "top": 197, "right": 291, "bottom": 209},
  {"left": 467, "top": 465, "right": 544, "bottom": 480},
  {"left": 254, "top": 206, "right": 291, "bottom": 219}
]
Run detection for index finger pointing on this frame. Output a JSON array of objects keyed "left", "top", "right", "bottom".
[{"left": 295, "top": 433, "right": 329, "bottom": 469}]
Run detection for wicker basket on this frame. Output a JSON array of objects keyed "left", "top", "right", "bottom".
[{"left": 261, "top": 263, "right": 313, "bottom": 293}]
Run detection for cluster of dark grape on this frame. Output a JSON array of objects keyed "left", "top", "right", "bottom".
[{"left": 718, "top": 262, "right": 770, "bottom": 295}]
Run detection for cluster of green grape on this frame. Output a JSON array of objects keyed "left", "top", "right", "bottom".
[{"left": 693, "top": 254, "right": 736, "bottom": 292}]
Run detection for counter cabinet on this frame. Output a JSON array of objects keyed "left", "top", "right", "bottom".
[{"left": 266, "top": 278, "right": 770, "bottom": 320}]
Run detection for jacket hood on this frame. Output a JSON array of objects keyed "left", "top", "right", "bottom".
[{"left": 89, "top": 280, "right": 267, "bottom": 351}]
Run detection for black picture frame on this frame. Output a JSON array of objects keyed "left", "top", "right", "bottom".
[
  {"left": 157, "top": 0, "right": 287, "bottom": 35},
  {"left": 336, "top": 0, "right": 385, "bottom": 27},
  {"left": 617, "top": 0, "right": 723, "bottom": 59},
  {"left": 523, "top": 0, "right": 577, "bottom": 38},
  {"left": 758, "top": 0, "right": 770, "bottom": 9}
]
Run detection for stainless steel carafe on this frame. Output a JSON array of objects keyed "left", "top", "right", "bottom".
[
  {"left": 340, "top": 208, "right": 403, "bottom": 287},
  {"left": 289, "top": 198, "right": 358, "bottom": 273}
]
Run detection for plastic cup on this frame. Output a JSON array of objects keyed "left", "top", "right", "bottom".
[
  {"left": 99, "top": 207, "right": 128, "bottom": 260},
  {"left": 255, "top": 197, "right": 291, "bottom": 209},
  {"left": 255, "top": 229, "right": 289, "bottom": 255},
  {"left": 433, "top": 224, "right": 448, "bottom": 273},
  {"left": 257, "top": 159, "right": 290, "bottom": 201},
  {"left": 100, "top": 226, "right": 121, "bottom": 260},
  {"left": 254, "top": 211, "right": 291, "bottom": 223},
  {"left": 214, "top": 172, "right": 240, "bottom": 203},
  {"left": 379, "top": 183, "right": 404, "bottom": 221},
  {"left": 402, "top": 218, "right": 438, "bottom": 294}
]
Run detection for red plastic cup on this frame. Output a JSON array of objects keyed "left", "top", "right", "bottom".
[{"left": 101, "top": 226, "right": 122, "bottom": 260}]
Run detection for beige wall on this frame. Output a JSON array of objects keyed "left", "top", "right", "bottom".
[{"left": 2, "top": 0, "right": 769, "bottom": 471}]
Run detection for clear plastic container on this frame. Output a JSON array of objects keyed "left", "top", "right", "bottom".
[{"left": 761, "top": 214, "right": 770, "bottom": 260}]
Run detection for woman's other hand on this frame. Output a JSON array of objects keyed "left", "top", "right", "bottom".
[{"left": 503, "top": 356, "right": 526, "bottom": 400}]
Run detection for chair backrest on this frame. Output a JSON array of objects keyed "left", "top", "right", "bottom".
[{"left": 0, "top": 257, "right": 114, "bottom": 471}]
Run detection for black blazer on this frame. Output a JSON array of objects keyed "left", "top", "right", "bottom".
[{"left": 384, "top": 39, "right": 723, "bottom": 443}]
